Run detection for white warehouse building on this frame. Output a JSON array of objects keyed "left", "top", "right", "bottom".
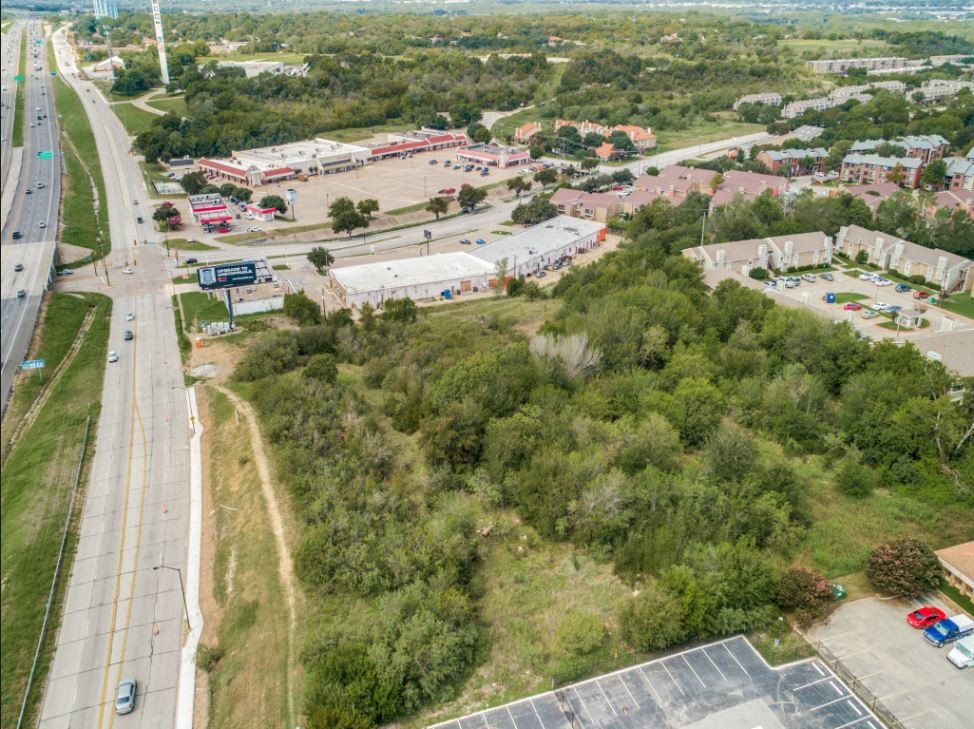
[{"left": 328, "top": 216, "right": 606, "bottom": 309}]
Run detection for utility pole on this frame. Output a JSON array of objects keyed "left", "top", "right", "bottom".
[{"left": 104, "top": 27, "right": 115, "bottom": 83}]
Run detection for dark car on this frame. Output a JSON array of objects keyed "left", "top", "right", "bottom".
[
  {"left": 15, "top": 263, "right": 24, "bottom": 272},
  {"left": 17, "top": 289, "right": 27, "bottom": 298},
  {"left": 12, "top": 230, "right": 22, "bottom": 239},
  {"left": 136, "top": 216, "right": 143, "bottom": 224},
  {"left": 124, "top": 330, "right": 134, "bottom": 341},
  {"left": 184, "top": 257, "right": 198, "bottom": 265}
]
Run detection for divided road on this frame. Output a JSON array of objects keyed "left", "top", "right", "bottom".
[{"left": 1, "top": 19, "right": 60, "bottom": 417}]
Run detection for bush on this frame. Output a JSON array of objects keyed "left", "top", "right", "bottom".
[
  {"left": 304, "top": 353, "right": 338, "bottom": 383},
  {"left": 835, "top": 457, "right": 877, "bottom": 498},
  {"left": 554, "top": 611, "right": 607, "bottom": 656},
  {"left": 283, "top": 291, "right": 322, "bottom": 326},
  {"left": 855, "top": 250, "right": 869, "bottom": 265},
  {"left": 867, "top": 538, "right": 941, "bottom": 597},
  {"left": 749, "top": 267, "right": 768, "bottom": 280},
  {"left": 619, "top": 583, "right": 686, "bottom": 651},
  {"left": 776, "top": 567, "right": 833, "bottom": 627}
]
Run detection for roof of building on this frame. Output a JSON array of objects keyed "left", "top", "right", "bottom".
[
  {"left": 936, "top": 542, "right": 974, "bottom": 584},
  {"left": 842, "top": 153, "right": 924, "bottom": 170},
  {"left": 723, "top": 169, "right": 789, "bottom": 194},
  {"left": 517, "top": 122, "right": 541, "bottom": 133},
  {"left": 759, "top": 147, "right": 828, "bottom": 161},
  {"left": 468, "top": 215, "right": 605, "bottom": 265},
  {"left": 790, "top": 125, "right": 825, "bottom": 140},
  {"left": 330, "top": 252, "right": 494, "bottom": 294},
  {"left": 945, "top": 157, "right": 974, "bottom": 177},
  {"left": 852, "top": 135, "right": 949, "bottom": 153},
  {"left": 594, "top": 142, "right": 619, "bottom": 159},
  {"left": 199, "top": 158, "right": 250, "bottom": 176},
  {"left": 550, "top": 188, "right": 621, "bottom": 208},
  {"left": 931, "top": 189, "right": 974, "bottom": 213},
  {"left": 841, "top": 225, "right": 972, "bottom": 269},
  {"left": 689, "top": 231, "right": 830, "bottom": 264}
]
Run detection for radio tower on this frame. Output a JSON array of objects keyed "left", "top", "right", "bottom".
[{"left": 150, "top": 0, "right": 170, "bottom": 85}]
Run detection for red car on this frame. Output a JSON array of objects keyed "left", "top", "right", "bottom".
[
  {"left": 842, "top": 302, "right": 862, "bottom": 311},
  {"left": 437, "top": 187, "right": 456, "bottom": 195},
  {"left": 907, "top": 606, "right": 946, "bottom": 629},
  {"left": 913, "top": 291, "right": 930, "bottom": 300}
]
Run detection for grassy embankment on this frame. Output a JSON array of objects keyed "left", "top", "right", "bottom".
[
  {"left": 194, "top": 387, "right": 295, "bottom": 729},
  {"left": 0, "top": 292, "right": 112, "bottom": 729},
  {"left": 112, "top": 101, "right": 159, "bottom": 135},
  {"left": 47, "top": 43, "right": 110, "bottom": 261},
  {"left": 179, "top": 291, "right": 230, "bottom": 331},
  {"left": 12, "top": 31, "right": 26, "bottom": 146},
  {"left": 146, "top": 95, "right": 188, "bottom": 116},
  {"left": 777, "top": 38, "right": 891, "bottom": 56}
]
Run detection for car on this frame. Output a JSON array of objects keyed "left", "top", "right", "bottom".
[
  {"left": 108, "top": 351, "right": 119, "bottom": 363},
  {"left": 124, "top": 330, "right": 134, "bottom": 341},
  {"left": 25, "top": 188, "right": 32, "bottom": 194},
  {"left": 17, "top": 289, "right": 26, "bottom": 298},
  {"left": 136, "top": 216, "right": 143, "bottom": 224},
  {"left": 947, "top": 635, "right": 974, "bottom": 669},
  {"left": 57, "top": 269, "right": 73, "bottom": 276},
  {"left": 38, "top": 222, "right": 46, "bottom": 228},
  {"left": 820, "top": 272, "right": 834, "bottom": 281},
  {"left": 428, "top": 159, "right": 438, "bottom": 165},
  {"left": 536, "top": 270, "right": 546, "bottom": 278},
  {"left": 121, "top": 267, "right": 134, "bottom": 275},
  {"left": 924, "top": 615, "right": 974, "bottom": 647},
  {"left": 765, "top": 280, "right": 777, "bottom": 288},
  {"left": 115, "top": 678, "right": 136, "bottom": 714},
  {"left": 15, "top": 263, "right": 23, "bottom": 272},
  {"left": 438, "top": 187, "right": 456, "bottom": 195},
  {"left": 887, "top": 305, "right": 902, "bottom": 314},
  {"left": 184, "top": 257, "right": 198, "bottom": 265},
  {"left": 459, "top": 238, "right": 471, "bottom": 245},
  {"left": 12, "top": 230, "right": 22, "bottom": 239},
  {"left": 126, "top": 312, "right": 134, "bottom": 321},
  {"left": 247, "top": 226, "right": 262, "bottom": 233},
  {"left": 895, "top": 283, "right": 912, "bottom": 293},
  {"left": 913, "top": 290, "right": 930, "bottom": 300},
  {"left": 801, "top": 273, "right": 817, "bottom": 282},
  {"left": 861, "top": 310, "right": 878, "bottom": 319},
  {"left": 858, "top": 273, "right": 874, "bottom": 281},
  {"left": 475, "top": 238, "right": 486, "bottom": 245},
  {"left": 875, "top": 278, "right": 892, "bottom": 287},
  {"left": 453, "top": 164, "right": 461, "bottom": 170},
  {"left": 133, "top": 199, "right": 139, "bottom": 205},
  {"left": 843, "top": 303, "right": 862, "bottom": 311},
  {"left": 37, "top": 181, "right": 44, "bottom": 189}
]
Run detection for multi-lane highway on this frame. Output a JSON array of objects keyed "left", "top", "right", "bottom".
[
  {"left": 1, "top": 19, "right": 60, "bottom": 416},
  {"left": 2, "top": 19, "right": 25, "bottom": 184},
  {"left": 30, "top": 26, "right": 192, "bottom": 729}
]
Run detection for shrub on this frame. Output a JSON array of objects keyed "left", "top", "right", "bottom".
[
  {"left": 855, "top": 250, "right": 869, "bottom": 264},
  {"left": 867, "top": 538, "right": 941, "bottom": 597},
  {"left": 554, "top": 611, "right": 607, "bottom": 657},
  {"left": 304, "top": 353, "right": 339, "bottom": 384},
  {"left": 619, "top": 583, "right": 686, "bottom": 651},
  {"left": 749, "top": 267, "right": 768, "bottom": 280},
  {"left": 776, "top": 567, "right": 833, "bottom": 627},
  {"left": 835, "top": 457, "right": 877, "bottom": 498}
]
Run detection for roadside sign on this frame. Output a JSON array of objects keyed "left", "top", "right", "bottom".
[
  {"left": 20, "top": 359, "right": 46, "bottom": 370},
  {"left": 14, "top": 74, "right": 24, "bottom": 82},
  {"left": 50, "top": 71, "right": 57, "bottom": 76},
  {"left": 424, "top": 229, "right": 432, "bottom": 240},
  {"left": 38, "top": 151, "right": 53, "bottom": 159}
]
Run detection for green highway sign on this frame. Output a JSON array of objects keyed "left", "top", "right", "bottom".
[{"left": 38, "top": 151, "right": 53, "bottom": 159}]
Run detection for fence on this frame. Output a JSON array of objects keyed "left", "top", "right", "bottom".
[{"left": 816, "top": 641, "right": 905, "bottom": 729}]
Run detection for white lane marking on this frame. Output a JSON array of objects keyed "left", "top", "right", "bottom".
[
  {"left": 661, "top": 661, "right": 686, "bottom": 696},
  {"left": 528, "top": 699, "right": 545, "bottom": 727},
  {"left": 682, "top": 654, "right": 707, "bottom": 688},
  {"left": 506, "top": 705, "right": 519, "bottom": 729},
  {"left": 832, "top": 718, "right": 873, "bottom": 729},
  {"left": 637, "top": 666, "right": 663, "bottom": 705},
  {"left": 702, "top": 648, "right": 728, "bottom": 681},
  {"left": 830, "top": 680, "right": 843, "bottom": 696},
  {"left": 617, "top": 674, "right": 640, "bottom": 709},
  {"left": 573, "top": 686, "right": 596, "bottom": 725},
  {"left": 812, "top": 662, "right": 825, "bottom": 676},
  {"left": 595, "top": 678, "right": 617, "bottom": 716},
  {"left": 809, "top": 695, "right": 852, "bottom": 712},
  {"left": 720, "top": 640, "right": 750, "bottom": 675},
  {"left": 791, "top": 675, "right": 833, "bottom": 692},
  {"left": 848, "top": 699, "right": 862, "bottom": 716}
]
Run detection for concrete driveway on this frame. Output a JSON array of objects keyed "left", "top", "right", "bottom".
[{"left": 806, "top": 597, "right": 974, "bottom": 729}]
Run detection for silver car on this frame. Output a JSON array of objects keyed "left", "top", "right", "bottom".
[{"left": 115, "top": 678, "right": 136, "bottom": 714}]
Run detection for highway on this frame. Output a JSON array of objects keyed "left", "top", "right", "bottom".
[
  {"left": 2, "top": 19, "right": 24, "bottom": 185},
  {"left": 37, "top": 27, "right": 191, "bottom": 729},
  {"left": 1, "top": 19, "right": 60, "bottom": 417}
]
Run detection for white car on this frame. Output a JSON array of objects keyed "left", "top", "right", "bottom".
[
  {"left": 875, "top": 278, "right": 892, "bottom": 286},
  {"left": 126, "top": 312, "right": 134, "bottom": 321},
  {"left": 121, "top": 267, "right": 133, "bottom": 275},
  {"left": 947, "top": 635, "right": 974, "bottom": 668},
  {"left": 108, "top": 350, "right": 119, "bottom": 363},
  {"left": 247, "top": 226, "right": 262, "bottom": 233},
  {"left": 859, "top": 273, "right": 875, "bottom": 281}
]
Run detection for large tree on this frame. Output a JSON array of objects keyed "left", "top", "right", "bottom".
[
  {"left": 457, "top": 185, "right": 487, "bottom": 211},
  {"left": 425, "top": 197, "right": 450, "bottom": 220},
  {"left": 307, "top": 247, "right": 335, "bottom": 273},
  {"left": 867, "top": 538, "right": 941, "bottom": 597}
]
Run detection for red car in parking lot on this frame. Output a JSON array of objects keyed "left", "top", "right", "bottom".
[
  {"left": 907, "top": 606, "right": 946, "bottom": 628},
  {"left": 437, "top": 187, "right": 456, "bottom": 195},
  {"left": 842, "top": 302, "right": 862, "bottom": 311},
  {"left": 913, "top": 291, "right": 930, "bottom": 300}
]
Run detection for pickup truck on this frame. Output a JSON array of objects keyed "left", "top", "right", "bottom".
[
  {"left": 946, "top": 635, "right": 974, "bottom": 668},
  {"left": 923, "top": 614, "right": 974, "bottom": 647}
]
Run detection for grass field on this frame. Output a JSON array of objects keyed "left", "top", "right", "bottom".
[
  {"left": 112, "top": 102, "right": 159, "bottom": 136},
  {"left": 197, "top": 387, "right": 295, "bottom": 729},
  {"left": 655, "top": 117, "right": 766, "bottom": 154},
  {"left": 199, "top": 52, "right": 308, "bottom": 64},
  {"left": 165, "top": 237, "right": 217, "bottom": 251},
  {"left": 179, "top": 291, "right": 230, "bottom": 331},
  {"left": 12, "top": 32, "right": 26, "bottom": 147},
  {"left": 777, "top": 38, "right": 890, "bottom": 56},
  {"left": 146, "top": 95, "right": 188, "bottom": 116},
  {"left": 48, "top": 43, "right": 110, "bottom": 258},
  {"left": 322, "top": 120, "right": 412, "bottom": 143},
  {"left": 936, "top": 294, "right": 974, "bottom": 321},
  {"left": 834, "top": 292, "right": 868, "bottom": 304},
  {"left": 0, "top": 292, "right": 111, "bottom": 729}
]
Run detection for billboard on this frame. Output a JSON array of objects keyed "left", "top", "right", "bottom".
[{"left": 198, "top": 261, "right": 258, "bottom": 290}]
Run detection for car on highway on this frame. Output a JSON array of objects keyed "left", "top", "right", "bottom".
[
  {"left": 37, "top": 181, "right": 44, "bottom": 188},
  {"left": 17, "top": 289, "right": 26, "bottom": 298},
  {"left": 136, "top": 216, "right": 143, "bottom": 224},
  {"left": 122, "top": 267, "right": 134, "bottom": 275},
  {"left": 15, "top": 263, "right": 23, "bottom": 272},
  {"left": 38, "top": 222, "right": 46, "bottom": 228},
  {"left": 475, "top": 238, "right": 486, "bottom": 245},
  {"left": 843, "top": 303, "right": 862, "bottom": 311},
  {"left": 25, "top": 188, "right": 31, "bottom": 194},
  {"left": 124, "top": 330, "right": 134, "bottom": 341},
  {"left": 184, "top": 257, "right": 198, "bottom": 265},
  {"left": 107, "top": 351, "right": 119, "bottom": 363},
  {"left": 115, "top": 678, "right": 136, "bottom": 715},
  {"left": 907, "top": 606, "right": 946, "bottom": 629},
  {"left": 126, "top": 312, "right": 134, "bottom": 321}
]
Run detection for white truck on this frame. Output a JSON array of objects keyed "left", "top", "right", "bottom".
[{"left": 946, "top": 635, "right": 974, "bottom": 669}]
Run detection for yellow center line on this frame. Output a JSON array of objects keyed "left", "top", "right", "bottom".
[{"left": 94, "top": 325, "right": 140, "bottom": 728}]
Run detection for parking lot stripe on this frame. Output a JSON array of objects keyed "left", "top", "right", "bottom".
[
  {"left": 480, "top": 712, "right": 490, "bottom": 728},
  {"left": 682, "top": 654, "right": 707, "bottom": 688},
  {"left": 829, "top": 681, "right": 843, "bottom": 696},
  {"left": 812, "top": 662, "right": 825, "bottom": 676},
  {"left": 719, "top": 640, "right": 749, "bottom": 675},
  {"left": 847, "top": 699, "right": 862, "bottom": 716},
  {"left": 637, "top": 666, "right": 663, "bottom": 704},
  {"left": 573, "top": 686, "right": 596, "bottom": 725},
  {"left": 618, "top": 674, "right": 640, "bottom": 709},
  {"left": 832, "top": 717, "right": 874, "bottom": 729},
  {"left": 702, "top": 649, "right": 727, "bottom": 681},
  {"left": 791, "top": 676, "right": 833, "bottom": 692},
  {"left": 661, "top": 661, "right": 687, "bottom": 696},
  {"left": 506, "top": 706, "right": 519, "bottom": 728},
  {"left": 595, "top": 679, "right": 618, "bottom": 716},
  {"left": 527, "top": 699, "right": 545, "bottom": 727},
  {"left": 809, "top": 695, "right": 852, "bottom": 712}
]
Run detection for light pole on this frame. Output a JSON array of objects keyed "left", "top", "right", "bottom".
[
  {"left": 171, "top": 385, "right": 196, "bottom": 434},
  {"left": 153, "top": 565, "right": 190, "bottom": 631}
]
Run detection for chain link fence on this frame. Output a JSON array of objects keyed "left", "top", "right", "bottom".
[{"left": 816, "top": 641, "right": 906, "bottom": 729}]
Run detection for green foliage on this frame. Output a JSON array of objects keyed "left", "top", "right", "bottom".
[
  {"left": 260, "top": 194, "right": 287, "bottom": 214},
  {"left": 776, "top": 567, "right": 834, "bottom": 627},
  {"left": 283, "top": 292, "right": 322, "bottom": 326},
  {"left": 425, "top": 196, "right": 450, "bottom": 219},
  {"left": 619, "top": 583, "right": 686, "bottom": 651},
  {"left": 749, "top": 267, "right": 768, "bottom": 280},
  {"left": 458, "top": 185, "right": 488, "bottom": 211},
  {"left": 835, "top": 457, "right": 877, "bottom": 498},
  {"left": 867, "top": 538, "right": 942, "bottom": 597},
  {"left": 307, "top": 246, "right": 334, "bottom": 273},
  {"left": 180, "top": 171, "right": 207, "bottom": 195},
  {"left": 555, "top": 611, "right": 607, "bottom": 656},
  {"left": 512, "top": 193, "right": 557, "bottom": 225}
]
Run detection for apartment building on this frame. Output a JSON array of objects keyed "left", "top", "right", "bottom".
[
  {"left": 850, "top": 134, "right": 950, "bottom": 164},
  {"left": 840, "top": 153, "right": 923, "bottom": 188},
  {"left": 946, "top": 155, "right": 974, "bottom": 192},
  {"left": 682, "top": 232, "right": 833, "bottom": 275},
  {"left": 514, "top": 122, "right": 542, "bottom": 144},
  {"left": 553, "top": 119, "right": 657, "bottom": 150},
  {"left": 806, "top": 57, "right": 913, "bottom": 75},
  {"left": 755, "top": 147, "right": 828, "bottom": 176},
  {"left": 733, "top": 92, "right": 783, "bottom": 110}
]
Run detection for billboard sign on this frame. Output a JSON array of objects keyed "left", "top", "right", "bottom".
[{"left": 198, "top": 261, "right": 258, "bottom": 290}]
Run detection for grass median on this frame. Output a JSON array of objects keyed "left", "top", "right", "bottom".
[
  {"left": 112, "top": 101, "right": 159, "bottom": 136},
  {"left": 12, "top": 31, "right": 26, "bottom": 146},
  {"left": 47, "top": 42, "right": 110, "bottom": 259},
  {"left": 0, "top": 292, "right": 111, "bottom": 729}
]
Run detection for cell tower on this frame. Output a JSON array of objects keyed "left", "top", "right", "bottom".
[
  {"left": 150, "top": 0, "right": 170, "bottom": 85},
  {"left": 92, "top": 0, "right": 118, "bottom": 19}
]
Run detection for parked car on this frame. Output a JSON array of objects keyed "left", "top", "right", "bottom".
[
  {"left": 247, "top": 226, "right": 262, "bottom": 233},
  {"left": 184, "top": 257, "right": 198, "bottom": 265},
  {"left": 859, "top": 273, "right": 875, "bottom": 281},
  {"left": 947, "top": 635, "right": 974, "bottom": 669},
  {"left": 115, "top": 678, "right": 136, "bottom": 714},
  {"left": 861, "top": 310, "right": 878, "bottom": 319},
  {"left": 475, "top": 238, "right": 486, "bottom": 245},
  {"left": 913, "top": 291, "right": 930, "bottom": 300},
  {"left": 843, "top": 303, "right": 862, "bottom": 311},
  {"left": 923, "top": 615, "right": 974, "bottom": 647},
  {"left": 875, "top": 278, "right": 892, "bottom": 287},
  {"left": 15, "top": 263, "right": 23, "bottom": 272},
  {"left": 459, "top": 238, "right": 471, "bottom": 245},
  {"left": 802, "top": 273, "right": 817, "bottom": 282},
  {"left": 907, "top": 606, "right": 946, "bottom": 629},
  {"left": 765, "top": 280, "right": 777, "bottom": 288},
  {"left": 895, "top": 284, "right": 912, "bottom": 293},
  {"left": 108, "top": 351, "right": 119, "bottom": 363},
  {"left": 819, "top": 272, "right": 833, "bottom": 281},
  {"left": 136, "top": 216, "right": 143, "bottom": 224},
  {"left": 57, "top": 269, "right": 73, "bottom": 276},
  {"left": 536, "top": 270, "right": 546, "bottom": 278},
  {"left": 428, "top": 159, "right": 438, "bottom": 165},
  {"left": 121, "top": 267, "right": 134, "bottom": 275},
  {"left": 126, "top": 312, "right": 134, "bottom": 321}
]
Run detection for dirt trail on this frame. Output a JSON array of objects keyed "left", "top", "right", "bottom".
[{"left": 209, "top": 383, "right": 298, "bottom": 723}]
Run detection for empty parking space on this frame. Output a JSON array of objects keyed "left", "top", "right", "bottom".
[{"left": 430, "top": 636, "right": 880, "bottom": 729}]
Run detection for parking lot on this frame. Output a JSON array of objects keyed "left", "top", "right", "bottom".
[
  {"left": 807, "top": 597, "right": 973, "bottom": 729},
  {"left": 430, "top": 635, "right": 881, "bottom": 729}
]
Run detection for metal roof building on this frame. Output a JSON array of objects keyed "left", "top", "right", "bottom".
[{"left": 469, "top": 216, "right": 606, "bottom": 277}]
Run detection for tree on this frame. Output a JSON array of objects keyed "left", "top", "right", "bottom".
[
  {"left": 777, "top": 567, "right": 834, "bottom": 627},
  {"left": 259, "top": 195, "right": 287, "bottom": 214},
  {"left": 611, "top": 169, "right": 635, "bottom": 185},
  {"left": 425, "top": 197, "right": 450, "bottom": 220},
  {"left": 466, "top": 122, "right": 492, "bottom": 144},
  {"left": 867, "top": 538, "right": 941, "bottom": 597},
  {"left": 180, "top": 171, "right": 207, "bottom": 195},
  {"left": 506, "top": 177, "right": 532, "bottom": 197},
  {"left": 304, "top": 353, "right": 338, "bottom": 383},
  {"left": 555, "top": 611, "right": 606, "bottom": 656},
  {"left": 307, "top": 247, "right": 334, "bottom": 273},
  {"left": 457, "top": 185, "right": 487, "bottom": 211},
  {"left": 619, "top": 582, "right": 686, "bottom": 651},
  {"left": 380, "top": 297, "right": 418, "bottom": 324},
  {"left": 492, "top": 258, "right": 509, "bottom": 296},
  {"left": 330, "top": 197, "right": 367, "bottom": 236},
  {"left": 920, "top": 158, "right": 947, "bottom": 190},
  {"left": 886, "top": 163, "right": 906, "bottom": 186},
  {"left": 581, "top": 158, "right": 599, "bottom": 171},
  {"left": 153, "top": 203, "right": 182, "bottom": 231},
  {"left": 283, "top": 291, "right": 321, "bottom": 325},
  {"left": 356, "top": 198, "right": 379, "bottom": 220},
  {"left": 835, "top": 457, "right": 877, "bottom": 498},
  {"left": 661, "top": 377, "right": 725, "bottom": 447},
  {"left": 534, "top": 168, "right": 557, "bottom": 186},
  {"left": 511, "top": 194, "right": 557, "bottom": 225},
  {"left": 529, "top": 145, "right": 544, "bottom": 160},
  {"left": 855, "top": 249, "right": 869, "bottom": 265}
]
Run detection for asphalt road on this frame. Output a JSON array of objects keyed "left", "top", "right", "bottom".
[
  {"left": 1, "top": 19, "right": 61, "bottom": 417},
  {"left": 1, "top": 19, "right": 24, "bottom": 184},
  {"left": 38, "top": 28, "right": 190, "bottom": 729}
]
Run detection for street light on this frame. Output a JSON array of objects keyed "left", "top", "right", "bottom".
[
  {"left": 153, "top": 565, "right": 190, "bottom": 631},
  {"left": 171, "top": 385, "right": 197, "bottom": 434}
]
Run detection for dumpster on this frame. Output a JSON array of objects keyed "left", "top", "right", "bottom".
[
  {"left": 442, "top": 289, "right": 452, "bottom": 300},
  {"left": 831, "top": 583, "right": 846, "bottom": 600},
  {"left": 825, "top": 292, "right": 836, "bottom": 304}
]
